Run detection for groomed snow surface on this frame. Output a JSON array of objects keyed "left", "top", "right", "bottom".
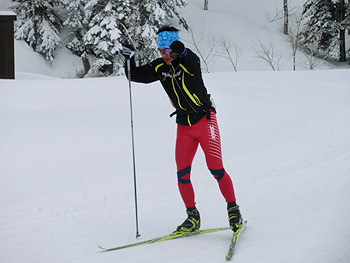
[{"left": 1, "top": 69, "right": 350, "bottom": 263}]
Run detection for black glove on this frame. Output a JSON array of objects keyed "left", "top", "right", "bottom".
[
  {"left": 122, "top": 41, "right": 135, "bottom": 58},
  {"left": 170, "top": 41, "right": 187, "bottom": 58}
]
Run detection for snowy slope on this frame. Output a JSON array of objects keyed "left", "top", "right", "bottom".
[
  {"left": 1, "top": 70, "right": 350, "bottom": 263},
  {"left": 1, "top": 0, "right": 350, "bottom": 263}
]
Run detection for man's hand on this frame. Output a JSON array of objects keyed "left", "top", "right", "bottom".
[
  {"left": 170, "top": 41, "right": 187, "bottom": 58},
  {"left": 122, "top": 41, "right": 135, "bottom": 59}
]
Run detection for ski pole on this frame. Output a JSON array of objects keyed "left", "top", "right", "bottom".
[{"left": 127, "top": 58, "right": 141, "bottom": 238}]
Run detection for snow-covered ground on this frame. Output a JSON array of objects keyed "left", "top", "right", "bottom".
[
  {"left": 1, "top": 0, "right": 350, "bottom": 262},
  {"left": 1, "top": 69, "right": 350, "bottom": 263}
]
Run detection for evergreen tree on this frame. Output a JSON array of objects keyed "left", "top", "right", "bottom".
[
  {"left": 12, "top": 0, "right": 62, "bottom": 62},
  {"left": 130, "top": 0, "right": 188, "bottom": 64},
  {"left": 336, "top": 0, "right": 350, "bottom": 61},
  {"left": 158, "top": 0, "right": 188, "bottom": 30},
  {"left": 12, "top": 0, "right": 188, "bottom": 74},
  {"left": 62, "top": 0, "right": 188, "bottom": 75},
  {"left": 302, "top": 0, "right": 350, "bottom": 60},
  {"left": 61, "top": 0, "right": 89, "bottom": 56},
  {"left": 303, "top": 0, "right": 338, "bottom": 53},
  {"left": 129, "top": 0, "right": 165, "bottom": 64},
  {"left": 80, "top": 0, "right": 129, "bottom": 74}
]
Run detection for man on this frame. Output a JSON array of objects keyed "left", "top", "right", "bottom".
[{"left": 122, "top": 26, "right": 243, "bottom": 233}]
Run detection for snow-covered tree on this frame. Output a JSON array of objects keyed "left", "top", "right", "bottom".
[
  {"left": 11, "top": 0, "right": 62, "bottom": 62},
  {"left": 302, "top": 0, "right": 350, "bottom": 61},
  {"left": 158, "top": 0, "right": 188, "bottom": 30},
  {"left": 131, "top": 0, "right": 188, "bottom": 63},
  {"left": 11, "top": 0, "right": 188, "bottom": 74},
  {"left": 80, "top": 0, "right": 128, "bottom": 74},
  {"left": 61, "top": 0, "right": 89, "bottom": 56},
  {"left": 129, "top": 1, "right": 166, "bottom": 63},
  {"left": 63, "top": 0, "right": 188, "bottom": 75},
  {"left": 337, "top": 0, "right": 350, "bottom": 61}
]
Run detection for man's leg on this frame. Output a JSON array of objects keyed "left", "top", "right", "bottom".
[
  {"left": 198, "top": 111, "right": 243, "bottom": 231},
  {"left": 198, "top": 111, "right": 236, "bottom": 203},
  {"left": 175, "top": 124, "right": 201, "bottom": 232},
  {"left": 175, "top": 124, "right": 199, "bottom": 208}
]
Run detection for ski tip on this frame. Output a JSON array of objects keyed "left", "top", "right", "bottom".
[
  {"left": 98, "top": 245, "right": 107, "bottom": 251},
  {"left": 98, "top": 245, "right": 111, "bottom": 252}
]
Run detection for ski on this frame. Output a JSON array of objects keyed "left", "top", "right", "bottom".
[
  {"left": 98, "top": 226, "right": 230, "bottom": 252},
  {"left": 225, "top": 221, "right": 247, "bottom": 260}
]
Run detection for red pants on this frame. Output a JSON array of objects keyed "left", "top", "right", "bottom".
[{"left": 175, "top": 110, "right": 236, "bottom": 208}]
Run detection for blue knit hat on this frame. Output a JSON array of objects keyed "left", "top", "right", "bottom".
[{"left": 157, "top": 31, "right": 180, "bottom": 49}]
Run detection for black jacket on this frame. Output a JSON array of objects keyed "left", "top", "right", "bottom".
[{"left": 125, "top": 49, "right": 214, "bottom": 126}]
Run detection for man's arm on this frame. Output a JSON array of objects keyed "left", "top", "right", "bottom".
[
  {"left": 125, "top": 58, "right": 159, "bottom": 84},
  {"left": 122, "top": 43, "right": 159, "bottom": 84},
  {"left": 170, "top": 41, "right": 202, "bottom": 76}
]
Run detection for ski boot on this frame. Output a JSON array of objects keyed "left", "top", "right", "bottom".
[
  {"left": 227, "top": 202, "right": 243, "bottom": 233},
  {"left": 175, "top": 207, "right": 201, "bottom": 233}
]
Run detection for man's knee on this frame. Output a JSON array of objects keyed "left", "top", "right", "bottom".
[
  {"left": 209, "top": 168, "right": 225, "bottom": 181},
  {"left": 177, "top": 166, "right": 191, "bottom": 184}
]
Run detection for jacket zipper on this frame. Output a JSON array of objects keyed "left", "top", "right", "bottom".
[{"left": 170, "top": 64, "right": 198, "bottom": 114}]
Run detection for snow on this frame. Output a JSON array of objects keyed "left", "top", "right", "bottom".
[
  {"left": 1, "top": 0, "right": 350, "bottom": 263},
  {"left": 0, "top": 11, "right": 15, "bottom": 16}
]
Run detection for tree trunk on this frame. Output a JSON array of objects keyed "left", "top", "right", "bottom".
[
  {"left": 81, "top": 52, "right": 90, "bottom": 75},
  {"left": 30, "top": 0, "right": 37, "bottom": 50},
  {"left": 204, "top": 0, "right": 208, "bottom": 10},
  {"left": 339, "top": 0, "right": 346, "bottom": 62},
  {"left": 284, "top": 0, "right": 289, "bottom": 35}
]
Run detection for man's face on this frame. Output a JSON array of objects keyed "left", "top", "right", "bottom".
[{"left": 159, "top": 48, "right": 176, "bottom": 65}]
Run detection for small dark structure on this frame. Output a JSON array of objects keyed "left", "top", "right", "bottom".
[{"left": 0, "top": 11, "right": 16, "bottom": 79}]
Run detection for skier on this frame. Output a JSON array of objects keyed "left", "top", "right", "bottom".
[{"left": 122, "top": 26, "right": 243, "bottom": 233}]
